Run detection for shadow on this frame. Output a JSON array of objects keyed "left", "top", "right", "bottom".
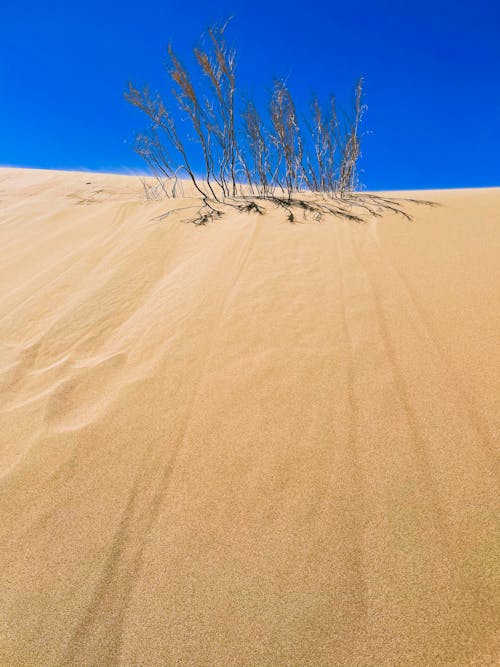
[{"left": 152, "top": 192, "right": 438, "bottom": 226}]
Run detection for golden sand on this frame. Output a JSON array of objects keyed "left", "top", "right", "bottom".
[{"left": 0, "top": 168, "right": 498, "bottom": 665}]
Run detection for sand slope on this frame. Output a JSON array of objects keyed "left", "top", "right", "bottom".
[{"left": 0, "top": 168, "right": 498, "bottom": 666}]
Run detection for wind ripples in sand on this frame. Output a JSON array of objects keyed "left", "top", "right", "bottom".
[{"left": 0, "top": 168, "right": 498, "bottom": 666}]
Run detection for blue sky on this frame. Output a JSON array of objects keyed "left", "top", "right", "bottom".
[{"left": 1, "top": 0, "right": 499, "bottom": 189}]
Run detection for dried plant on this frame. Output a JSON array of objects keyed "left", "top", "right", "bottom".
[
  {"left": 167, "top": 45, "right": 220, "bottom": 201},
  {"left": 240, "top": 100, "right": 271, "bottom": 196},
  {"left": 194, "top": 19, "right": 237, "bottom": 197},
  {"left": 303, "top": 95, "right": 340, "bottom": 195},
  {"left": 126, "top": 22, "right": 391, "bottom": 223},
  {"left": 338, "top": 77, "right": 365, "bottom": 196},
  {"left": 269, "top": 80, "right": 303, "bottom": 199},
  {"left": 126, "top": 84, "right": 208, "bottom": 199}
]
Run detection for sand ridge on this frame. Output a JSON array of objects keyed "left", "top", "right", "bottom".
[{"left": 0, "top": 168, "right": 499, "bottom": 665}]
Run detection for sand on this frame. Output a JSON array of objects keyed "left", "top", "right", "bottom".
[{"left": 0, "top": 167, "right": 498, "bottom": 666}]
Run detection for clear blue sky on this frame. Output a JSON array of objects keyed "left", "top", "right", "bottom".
[{"left": 1, "top": 0, "right": 499, "bottom": 189}]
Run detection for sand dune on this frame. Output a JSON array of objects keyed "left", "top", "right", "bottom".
[{"left": 0, "top": 167, "right": 498, "bottom": 666}]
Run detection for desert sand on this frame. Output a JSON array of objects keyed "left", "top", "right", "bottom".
[{"left": 0, "top": 167, "right": 498, "bottom": 666}]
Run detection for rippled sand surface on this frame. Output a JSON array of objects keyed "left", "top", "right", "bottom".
[{"left": 0, "top": 168, "right": 498, "bottom": 666}]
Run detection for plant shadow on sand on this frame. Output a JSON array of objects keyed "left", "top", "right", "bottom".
[{"left": 154, "top": 192, "right": 439, "bottom": 226}]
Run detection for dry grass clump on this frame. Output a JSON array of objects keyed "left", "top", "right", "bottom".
[{"left": 126, "top": 19, "right": 407, "bottom": 223}]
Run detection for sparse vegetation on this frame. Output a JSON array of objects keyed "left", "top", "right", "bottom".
[{"left": 126, "top": 19, "right": 410, "bottom": 223}]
